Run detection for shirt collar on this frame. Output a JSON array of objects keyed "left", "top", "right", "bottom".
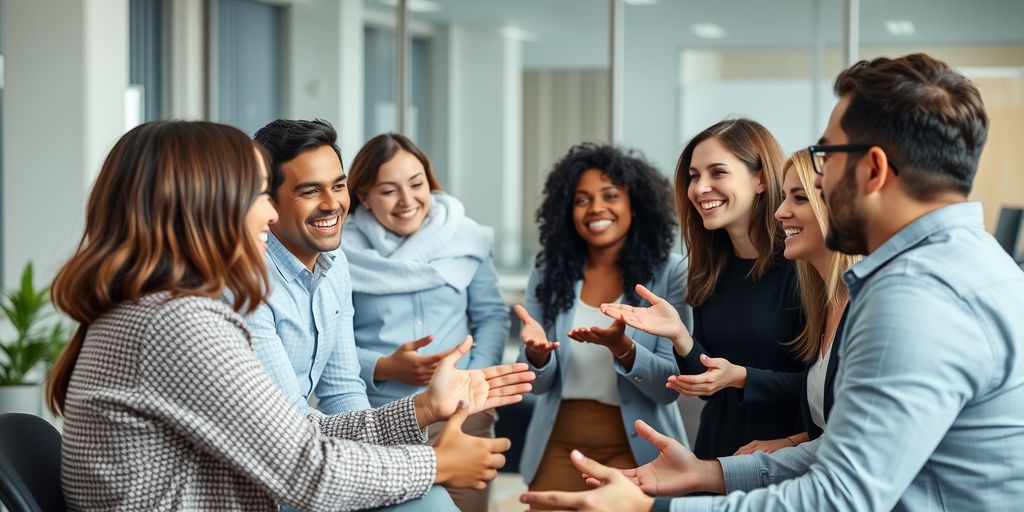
[
  {"left": 265, "top": 232, "right": 336, "bottom": 283},
  {"left": 844, "top": 201, "right": 984, "bottom": 290}
]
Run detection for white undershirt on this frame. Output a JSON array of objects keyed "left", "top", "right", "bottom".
[
  {"left": 561, "top": 296, "right": 622, "bottom": 406},
  {"left": 806, "top": 340, "right": 834, "bottom": 430}
]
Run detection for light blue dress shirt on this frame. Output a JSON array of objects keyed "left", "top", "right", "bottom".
[
  {"left": 671, "top": 202, "right": 1024, "bottom": 511},
  {"left": 350, "top": 253, "right": 510, "bottom": 408},
  {"left": 247, "top": 232, "right": 371, "bottom": 415}
]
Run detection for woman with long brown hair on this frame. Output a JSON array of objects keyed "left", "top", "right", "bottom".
[
  {"left": 44, "top": 120, "right": 532, "bottom": 511},
  {"left": 602, "top": 119, "right": 804, "bottom": 459}
]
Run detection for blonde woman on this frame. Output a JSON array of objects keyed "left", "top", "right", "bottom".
[{"left": 735, "top": 151, "right": 861, "bottom": 453}]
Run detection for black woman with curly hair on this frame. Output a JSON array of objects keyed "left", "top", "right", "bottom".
[{"left": 512, "top": 143, "right": 691, "bottom": 501}]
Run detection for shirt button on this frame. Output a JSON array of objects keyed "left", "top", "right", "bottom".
[
  {"left": 633, "top": 375, "right": 643, "bottom": 383},
  {"left": 416, "top": 319, "right": 423, "bottom": 326}
]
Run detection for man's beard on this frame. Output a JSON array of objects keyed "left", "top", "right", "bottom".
[{"left": 824, "top": 169, "right": 870, "bottom": 256}]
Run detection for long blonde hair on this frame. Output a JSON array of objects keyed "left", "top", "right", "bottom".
[
  {"left": 784, "top": 151, "right": 860, "bottom": 362},
  {"left": 45, "top": 121, "right": 271, "bottom": 414}
]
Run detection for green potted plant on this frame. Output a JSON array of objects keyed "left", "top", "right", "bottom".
[{"left": 0, "top": 263, "right": 68, "bottom": 415}]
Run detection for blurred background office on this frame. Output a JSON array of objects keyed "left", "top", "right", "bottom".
[
  {"left": 1, "top": 1, "right": 1022, "bottom": 509},
  {"left": 2, "top": 0, "right": 1022, "bottom": 294}
]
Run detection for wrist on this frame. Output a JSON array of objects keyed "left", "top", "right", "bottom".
[
  {"left": 671, "top": 332, "right": 692, "bottom": 356},
  {"left": 700, "top": 459, "right": 727, "bottom": 494},
  {"left": 374, "top": 356, "right": 392, "bottom": 381},
  {"left": 733, "top": 366, "right": 748, "bottom": 389},
  {"left": 613, "top": 337, "right": 636, "bottom": 359},
  {"left": 413, "top": 393, "right": 433, "bottom": 428},
  {"left": 432, "top": 446, "right": 450, "bottom": 484}
]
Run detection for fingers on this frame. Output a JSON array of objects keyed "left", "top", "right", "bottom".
[
  {"left": 444, "top": 400, "right": 470, "bottom": 431},
  {"left": 488, "top": 436, "right": 512, "bottom": 454},
  {"left": 483, "top": 394, "right": 524, "bottom": 410},
  {"left": 513, "top": 304, "right": 535, "bottom": 326},
  {"left": 568, "top": 450, "right": 617, "bottom": 482},
  {"left": 634, "top": 419, "right": 677, "bottom": 451},
  {"left": 634, "top": 283, "right": 665, "bottom": 306},
  {"left": 403, "top": 334, "right": 434, "bottom": 351},
  {"left": 520, "top": 490, "right": 583, "bottom": 509},
  {"left": 479, "top": 362, "right": 531, "bottom": 380},
  {"left": 439, "top": 336, "right": 473, "bottom": 366},
  {"left": 699, "top": 353, "right": 726, "bottom": 369}
]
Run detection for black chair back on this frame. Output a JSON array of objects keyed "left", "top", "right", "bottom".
[
  {"left": 0, "top": 413, "right": 66, "bottom": 512},
  {"left": 994, "top": 206, "right": 1024, "bottom": 256}
]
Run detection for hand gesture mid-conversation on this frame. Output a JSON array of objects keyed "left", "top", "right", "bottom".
[
  {"left": 514, "top": 304, "right": 560, "bottom": 367},
  {"left": 414, "top": 336, "right": 535, "bottom": 426},
  {"left": 666, "top": 353, "right": 747, "bottom": 397},
  {"left": 600, "top": 284, "right": 695, "bottom": 356},
  {"left": 432, "top": 401, "right": 511, "bottom": 490},
  {"left": 375, "top": 334, "right": 457, "bottom": 386}
]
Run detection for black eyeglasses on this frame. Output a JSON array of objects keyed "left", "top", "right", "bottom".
[{"left": 806, "top": 144, "right": 900, "bottom": 176}]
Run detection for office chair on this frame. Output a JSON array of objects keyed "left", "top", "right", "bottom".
[
  {"left": 0, "top": 413, "right": 66, "bottom": 512},
  {"left": 994, "top": 206, "right": 1024, "bottom": 257}
]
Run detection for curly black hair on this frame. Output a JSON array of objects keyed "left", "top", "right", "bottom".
[{"left": 534, "top": 143, "right": 678, "bottom": 327}]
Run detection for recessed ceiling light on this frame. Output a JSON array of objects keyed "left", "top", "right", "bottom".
[
  {"left": 691, "top": 23, "right": 726, "bottom": 40},
  {"left": 623, "top": 0, "right": 660, "bottom": 5},
  {"left": 379, "top": 0, "right": 441, "bottom": 13},
  {"left": 499, "top": 26, "right": 540, "bottom": 42},
  {"left": 884, "top": 20, "right": 916, "bottom": 36}
]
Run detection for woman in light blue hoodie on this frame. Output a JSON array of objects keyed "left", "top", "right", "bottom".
[{"left": 343, "top": 133, "right": 510, "bottom": 512}]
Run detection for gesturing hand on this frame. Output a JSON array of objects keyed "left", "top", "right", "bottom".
[
  {"left": 375, "top": 335, "right": 455, "bottom": 385},
  {"left": 433, "top": 401, "right": 511, "bottom": 489},
  {"left": 666, "top": 354, "right": 747, "bottom": 397},
  {"left": 600, "top": 419, "right": 710, "bottom": 497},
  {"left": 416, "top": 336, "right": 535, "bottom": 426},
  {"left": 600, "top": 284, "right": 695, "bottom": 355},
  {"left": 514, "top": 304, "right": 559, "bottom": 367},
  {"left": 519, "top": 449, "right": 654, "bottom": 512},
  {"left": 734, "top": 437, "right": 794, "bottom": 455},
  {"left": 567, "top": 318, "right": 627, "bottom": 350}
]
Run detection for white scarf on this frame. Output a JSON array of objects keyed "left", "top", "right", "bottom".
[{"left": 342, "top": 193, "right": 494, "bottom": 294}]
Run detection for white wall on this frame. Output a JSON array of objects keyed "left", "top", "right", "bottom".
[
  {"left": 284, "top": 0, "right": 364, "bottom": 168},
  {"left": 2, "top": 0, "right": 128, "bottom": 287},
  {"left": 447, "top": 26, "right": 524, "bottom": 268}
]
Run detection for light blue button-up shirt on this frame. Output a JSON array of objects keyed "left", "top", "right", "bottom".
[
  {"left": 672, "top": 202, "right": 1024, "bottom": 511},
  {"left": 246, "top": 232, "right": 371, "bottom": 415}
]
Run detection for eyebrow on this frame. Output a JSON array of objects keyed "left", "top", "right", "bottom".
[
  {"left": 689, "top": 162, "right": 729, "bottom": 172},
  {"left": 376, "top": 172, "right": 424, "bottom": 187},
  {"left": 575, "top": 185, "right": 621, "bottom": 194},
  {"left": 293, "top": 174, "right": 347, "bottom": 191},
  {"left": 787, "top": 186, "right": 806, "bottom": 194}
]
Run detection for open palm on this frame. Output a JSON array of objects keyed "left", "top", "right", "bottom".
[
  {"left": 600, "top": 284, "right": 686, "bottom": 341},
  {"left": 423, "top": 336, "right": 535, "bottom": 423},
  {"left": 614, "top": 420, "right": 703, "bottom": 496}
]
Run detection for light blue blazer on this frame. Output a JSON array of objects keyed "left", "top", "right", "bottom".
[{"left": 517, "top": 253, "right": 692, "bottom": 484}]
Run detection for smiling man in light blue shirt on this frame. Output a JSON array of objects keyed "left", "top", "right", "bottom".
[
  {"left": 520, "top": 53, "right": 1024, "bottom": 512},
  {"left": 248, "top": 119, "right": 370, "bottom": 416}
]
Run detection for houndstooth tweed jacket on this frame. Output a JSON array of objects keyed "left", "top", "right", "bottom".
[{"left": 61, "top": 293, "right": 436, "bottom": 511}]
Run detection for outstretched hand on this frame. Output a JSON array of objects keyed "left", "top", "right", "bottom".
[
  {"left": 519, "top": 449, "right": 654, "bottom": 512},
  {"left": 514, "top": 304, "right": 559, "bottom": 367},
  {"left": 600, "top": 284, "right": 694, "bottom": 355},
  {"left": 592, "top": 419, "right": 713, "bottom": 496},
  {"left": 417, "top": 336, "right": 535, "bottom": 426},
  {"left": 667, "top": 353, "right": 747, "bottom": 397},
  {"left": 433, "top": 401, "right": 511, "bottom": 489}
]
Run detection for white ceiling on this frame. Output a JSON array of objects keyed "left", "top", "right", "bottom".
[{"left": 380, "top": 0, "right": 1024, "bottom": 68}]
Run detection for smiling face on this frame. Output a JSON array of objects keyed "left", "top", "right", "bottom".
[
  {"left": 359, "top": 149, "right": 432, "bottom": 236},
  {"left": 775, "top": 168, "right": 827, "bottom": 263},
  {"left": 686, "top": 137, "right": 765, "bottom": 234},
  {"left": 270, "top": 145, "right": 348, "bottom": 269},
  {"left": 572, "top": 168, "right": 632, "bottom": 255},
  {"left": 246, "top": 153, "right": 279, "bottom": 253}
]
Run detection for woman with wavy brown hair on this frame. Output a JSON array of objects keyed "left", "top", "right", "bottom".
[
  {"left": 44, "top": 120, "right": 532, "bottom": 511},
  {"left": 603, "top": 119, "right": 804, "bottom": 459}
]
